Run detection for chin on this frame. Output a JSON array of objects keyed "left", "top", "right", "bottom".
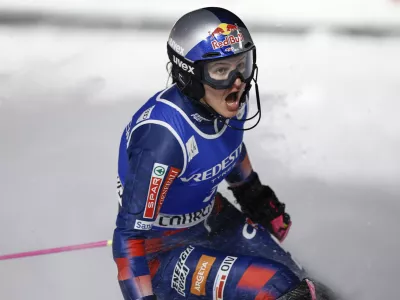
[{"left": 220, "top": 110, "right": 239, "bottom": 119}]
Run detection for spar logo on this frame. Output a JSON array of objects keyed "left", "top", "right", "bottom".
[
  {"left": 213, "top": 256, "right": 237, "bottom": 300},
  {"left": 143, "top": 163, "right": 167, "bottom": 219},
  {"left": 171, "top": 245, "right": 195, "bottom": 296},
  {"left": 154, "top": 165, "right": 165, "bottom": 176},
  {"left": 209, "top": 23, "right": 244, "bottom": 51},
  {"left": 190, "top": 255, "right": 216, "bottom": 296}
]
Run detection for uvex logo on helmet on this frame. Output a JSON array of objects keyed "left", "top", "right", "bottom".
[
  {"left": 173, "top": 55, "right": 195, "bottom": 75},
  {"left": 169, "top": 38, "right": 184, "bottom": 56}
]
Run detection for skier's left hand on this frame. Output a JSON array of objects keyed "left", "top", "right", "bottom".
[{"left": 228, "top": 172, "right": 292, "bottom": 242}]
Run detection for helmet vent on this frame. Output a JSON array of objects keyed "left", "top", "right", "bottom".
[{"left": 202, "top": 52, "right": 221, "bottom": 58}]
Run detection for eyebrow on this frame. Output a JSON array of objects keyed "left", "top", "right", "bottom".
[
  {"left": 209, "top": 56, "right": 246, "bottom": 67},
  {"left": 209, "top": 62, "right": 231, "bottom": 67}
]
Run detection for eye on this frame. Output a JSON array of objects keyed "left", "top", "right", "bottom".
[
  {"left": 215, "top": 67, "right": 228, "bottom": 75},
  {"left": 237, "top": 62, "right": 245, "bottom": 72}
]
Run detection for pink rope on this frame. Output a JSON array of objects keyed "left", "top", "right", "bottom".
[{"left": 0, "top": 240, "right": 111, "bottom": 261}]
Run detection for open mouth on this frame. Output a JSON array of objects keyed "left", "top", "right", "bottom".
[
  {"left": 225, "top": 91, "right": 240, "bottom": 111},
  {"left": 225, "top": 91, "right": 238, "bottom": 103}
]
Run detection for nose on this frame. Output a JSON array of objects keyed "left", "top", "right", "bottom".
[{"left": 232, "top": 77, "right": 243, "bottom": 88}]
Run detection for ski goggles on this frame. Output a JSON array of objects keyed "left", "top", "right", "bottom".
[
  {"left": 200, "top": 50, "right": 255, "bottom": 89},
  {"left": 167, "top": 44, "right": 256, "bottom": 90}
]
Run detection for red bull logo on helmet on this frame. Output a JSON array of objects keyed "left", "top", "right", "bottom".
[{"left": 209, "top": 23, "right": 244, "bottom": 50}]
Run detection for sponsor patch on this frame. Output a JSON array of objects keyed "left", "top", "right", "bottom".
[
  {"left": 155, "top": 166, "right": 180, "bottom": 216},
  {"left": 180, "top": 143, "right": 242, "bottom": 184},
  {"left": 242, "top": 222, "right": 257, "bottom": 240},
  {"left": 211, "top": 34, "right": 244, "bottom": 50},
  {"left": 213, "top": 256, "right": 237, "bottom": 300},
  {"left": 191, "top": 113, "right": 211, "bottom": 123},
  {"left": 186, "top": 135, "right": 199, "bottom": 162},
  {"left": 154, "top": 200, "right": 214, "bottom": 229},
  {"left": 125, "top": 120, "right": 132, "bottom": 142},
  {"left": 117, "top": 175, "right": 123, "bottom": 206},
  {"left": 137, "top": 105, "right": 155, "bottom": 123},
  {"left": 190, "top": 255, "right": 216, "bottom": 296},
  {"left": 134, "top": 219, "right": 153, "bottom": 231},
  {"left": 143, "top": 163, "right": 167, "bottom": 219},
  {"left": 209, "top": 23, "right": 244, "bottom": 51},
  {"left": 171, "top": 245, "right": 195, "bottom": 296}
]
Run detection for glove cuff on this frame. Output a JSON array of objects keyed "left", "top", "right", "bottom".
[
  {"left": 228, "top": 171, "right": 263, "bottom": 201},
  {"left": 141, "top": 295, "right": 157, "bottom": 300}
]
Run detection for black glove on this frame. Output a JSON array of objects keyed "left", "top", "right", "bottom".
[
  {"left": 228, "top": 172, "right": 292, "bottom": 242},
  {"left": 277, "top": 278, "right": 317, "bottom": 300}
]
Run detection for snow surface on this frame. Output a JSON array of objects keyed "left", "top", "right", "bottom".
[{"left": 0, "top": 27, "right": 399, "bottom": 300}]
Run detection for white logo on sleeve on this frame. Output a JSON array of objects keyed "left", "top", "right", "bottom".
[
  {"left": 186, "top": 135, "right": 199, "bottom": 162},
  {"left": 203, "top": 185, "right": 218, "bottom": 203},
  {"left": 134, "top": 219, "right": 153, "bottom": 231},
  {"left": 137, "top": 105, "right": 155, "bottom": 123},
  {"left": 117, "top": 175, "right": 123, "bottom": 206},
  {"left": 213, "top": 256, "right": 237, "bottom": 300},
  {"left": 171, "top": 245, "right": 195, "bottom": 296}
]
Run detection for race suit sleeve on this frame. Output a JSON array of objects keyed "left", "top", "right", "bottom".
[
  {"left": 225, "top": 143, "right": 254, "bottom": 187},
  {"left": 113, "top": 123, "right": 184, "bottom": 300}
]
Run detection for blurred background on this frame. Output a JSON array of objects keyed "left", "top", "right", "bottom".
[{"left": 0, "top": 1, "right": 399, "bottom": 299}]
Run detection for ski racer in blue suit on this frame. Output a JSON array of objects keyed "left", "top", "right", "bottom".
[{"left": 113, "top": 7, "right": 320, "bottom": 300}]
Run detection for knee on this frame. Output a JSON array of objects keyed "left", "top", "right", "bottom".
[{"left": 237, "top": 257, "right": 301, "bottom": 297}]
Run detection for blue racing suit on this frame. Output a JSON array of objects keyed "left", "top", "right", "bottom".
[{"left": 113, "top": 84, "right": 304, "bottom": 300}]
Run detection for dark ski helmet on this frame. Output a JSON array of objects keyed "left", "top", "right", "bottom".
[{"left": 167, "top": 7, "right": 262, "bottom": 130}]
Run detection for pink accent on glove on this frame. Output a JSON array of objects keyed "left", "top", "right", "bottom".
[
  {"left": 305, "top": 279, "right": 317, "bottom": 300},
  {"left": 270, "top": 215, "right": 292, "bottom": 242}
]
